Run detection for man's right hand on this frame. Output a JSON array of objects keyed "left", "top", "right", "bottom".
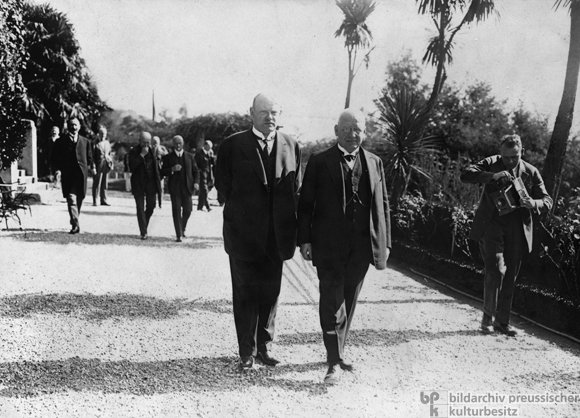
[
  {"left": 492, "top": 170, "right": 513, "bottom": 182},
  {"left": 172, "top": 164, "right": 182, "bottom": 172},
  {"left": 299, "top": 243, "right": 313, "bottom": 261}
]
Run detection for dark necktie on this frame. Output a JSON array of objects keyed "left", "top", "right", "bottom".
[
  {"left": 262, "top": 139, "right": 272, "bottom": 156},
  {"left": 343, "top": 153, "right": 355, "bottom": 162}
]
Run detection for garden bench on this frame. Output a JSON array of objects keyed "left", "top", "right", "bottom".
[{"left": 0, "top": 176, "right": 34, "bottom": 229}]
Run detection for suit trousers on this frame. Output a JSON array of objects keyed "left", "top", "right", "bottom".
[
  {"left": 92, "top": 162, "right": 108, "bottom": 204},
  {"left": 317, "top": 249, "right": 370, "bottom": 365},
  {"left": 229, "top": 254, "right": 283, "bottom": 358},
  {"left": 170, "top": 189, "right": 192, "bottom": 238},
  {"left": 134, "top": 190, "right": 157, "bottom": 236},
  {"left": 197, "top": 183, "right": 210, "bottom": 210},
  {"left": 65, "top": 192, "right": 83, "bottom": 228},
  {"left": 478, "top": 211, "right": 526, "bottom": 325}
]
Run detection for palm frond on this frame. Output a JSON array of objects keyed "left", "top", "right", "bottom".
[
  {"left": 335, "top": 0, "right": 376, "bottom": 48},
  {"left": 463, "top": 0, "right": 497, "bottom": 23}
]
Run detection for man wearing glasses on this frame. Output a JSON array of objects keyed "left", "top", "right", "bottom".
[{"left": 297, "top": 108, "right": 391, "bottom": 384}]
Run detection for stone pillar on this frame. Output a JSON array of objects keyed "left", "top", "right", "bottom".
[{"left": 18, "top": 119, "right": 37, "bottom": 182}]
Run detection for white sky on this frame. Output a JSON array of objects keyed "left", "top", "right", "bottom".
[{"left": 34, "top": 0, "right": 574, "bottom": 142}]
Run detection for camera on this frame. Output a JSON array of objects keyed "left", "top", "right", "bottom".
[{"left": 490, "top": 177, "right": 529, "bottom": 216}]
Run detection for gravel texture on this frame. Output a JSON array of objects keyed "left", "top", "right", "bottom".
[{"left": 1, "top": 187, "right": 579, "bottom": 417}]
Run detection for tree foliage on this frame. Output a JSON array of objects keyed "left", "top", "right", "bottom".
[
  {"left": 542, "top": 0, "right": 580, "bottom": 206},
  {"left": 0, "top": 0, "right": 29, "bottom": 170},
  {"left": 21, "top": 3, "right": 110, "bottom": 176},
  {"left": 416, "top": 0, "right": 497, "bottom": 107},
  {"left": 173, "top": 113, "right": 252, "bottom": 151},
  {"left": 335, "top": 0, "right": 376, "bottom": 109}
]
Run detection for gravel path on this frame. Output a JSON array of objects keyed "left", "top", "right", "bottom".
[{"left": 0, "top": 188, "right": 579, "bottom": 417}]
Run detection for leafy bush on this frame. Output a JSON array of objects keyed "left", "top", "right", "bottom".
[{"left": 541, "top": 190, "right": 580, "bottom": 303}]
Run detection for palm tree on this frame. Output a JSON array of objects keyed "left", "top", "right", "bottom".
[
  {"left": 335, "top": 0, "right": 376, "bottom": 109},
  {"left": 542, "top": 0, "right": 580, "bottom": 206},
  {"left": 416, "top": 0, "right": 497, "bottom": 108},
  {"left": 21, "top": 3, "right": 109, "bottom": 176},
  {"left": 375, "top": 87, "right": 440, "bottom": 210}
]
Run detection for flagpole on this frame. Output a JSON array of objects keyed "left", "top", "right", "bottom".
[{"left": 152, "top": 89, "right": 156, "bottom": 122}]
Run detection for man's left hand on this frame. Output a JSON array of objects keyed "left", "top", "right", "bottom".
[
  {"left": 520, "top": 196, "right": 535, "bottom": 209},
  {"left": 385, "top": 248, "right": 390, "bottom": 262}
]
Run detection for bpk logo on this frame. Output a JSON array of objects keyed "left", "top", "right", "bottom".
[{"left": 420, "top": 391, "right": 448, "bottom": 417}]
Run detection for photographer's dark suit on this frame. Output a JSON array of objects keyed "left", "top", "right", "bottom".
[{"left": 461, "top": 155, "right": 552, "bottom": 326}]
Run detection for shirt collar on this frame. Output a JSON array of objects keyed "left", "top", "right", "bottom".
[
  {"left": 337, "top": 143, "right": 359, "bottom": 157},
  {"left": 175, "top": 150, "right": 183, "bottom": 157},
  {"left": 252, "top": 126, "right": 275, "bottom": 141}
]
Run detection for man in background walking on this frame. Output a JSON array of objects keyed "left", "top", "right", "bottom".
[
  {"left": 128, "top": 131, "right": 162, "bottom": 240},
  {"left": 161, "top": 135, "right": 199, "bottom": 242},
  {"left": 52, "top": 117, "right": 94, "bottom": 234},
  {"left": 92, "top": 125, "right": 112, "bottom": 206}
]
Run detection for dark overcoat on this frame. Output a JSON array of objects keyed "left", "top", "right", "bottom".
[{"left": 215, "top": 129, "right": 301, "bottom": 262}]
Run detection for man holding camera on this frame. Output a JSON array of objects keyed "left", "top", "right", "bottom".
[{"left": 460, "top": 134, "right": 552, "bottom": 336}]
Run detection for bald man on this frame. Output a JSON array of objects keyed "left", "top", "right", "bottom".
[
  {"left": 128, "top": 131, "right": 162, "bottom": 240},
  {"left": 215, "top": 94, "right": 301, "bottom": 370},
  {"left": 297, "top": 109, "right": 391, "bottom": 384},
  {"left": 161, "top": 135, "right": 199, "bottom": 242}
]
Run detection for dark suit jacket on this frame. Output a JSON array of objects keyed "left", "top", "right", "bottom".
[
  {"left": 128, "top": 145, "right": 162, "bottom": 205},
  {"left": 297, "top": 144, "right": 391, "bottom": 270},
  {"left": 460, "top": 155, "right": 552, "bottom": 252},
  {"left": 194, "top": 149, "right": 215, "bottom": 186},
  {"left": 215, "top": 129, "right": 301, "bottom": 262},
  {"left": 52, "top": 134, "right": 93, "bottom": 199},
  {"left": 161, "top": 151, "right": 199, "bottom": 195}
]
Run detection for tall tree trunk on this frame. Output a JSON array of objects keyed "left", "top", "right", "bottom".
[
  {"left": 543, "top": 1, "right": 580, "bottom": 205},
  {"left": 345, "top": 48, "right": 354, "bottom": 109},
  {"left": 427, "top": 11, "right": 448, "bottom": 108}
]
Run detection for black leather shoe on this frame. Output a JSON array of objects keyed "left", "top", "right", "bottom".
[
  {"left": 140, "top": 234, "right": 148, "bottom": 240},
  {"left": 324, "top": 363, "right": 342, "bottom": 384},
  {"left": 481, "top": 314, "right": 494, "bottom": 334},
  {"left": 493, "top": 322, "right": 517, "bottom": 337},
  {"left": 176, "top": 237, "right": 182, "bottom": 242},
  {"left": 239, "top": 356, "right": 254, "bottom": 370},
  {"left": 257, "top": 351, "right": 280, "bottom": 366},
  {"left": 339, "top": 361, "right": 354, "bottom": 371},
  {"left": 101, "top": 202, "right": 111, "bottom": 206},
  {"left": 69, "top": 226, "right": 80, "bottom": 234}
]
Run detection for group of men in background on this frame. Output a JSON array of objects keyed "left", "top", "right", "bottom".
[
  {"left": 50, "top": 118, "right": 216, "bottom": 240},
  {"left": 50, "top": 90, "right": 552, "bottom": 385}
]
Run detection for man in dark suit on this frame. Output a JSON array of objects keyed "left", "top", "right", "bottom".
[
  {"left": 194, "top": 140, "right": 215, "bottom": 212},
  {"left": 161, "top": 135, "right": 199, "bottom": 242},
  {"left": 215, "top": 93, "right": 301, "bottom": 370},
  {"left": 128, "top": 131, "right": 162, "bottom": 240},
  {"left": 52, "top": 117, "right": 95, "bottom": 234},
  {"left": 297, "top": 108, "right": 391, "bottom": 384},
  {"left": 460, "top": 134, "right": 552, "bottom": 336}
]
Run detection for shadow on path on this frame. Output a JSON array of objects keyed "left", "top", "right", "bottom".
[
  {"left": 0, "top": 293, "right": 232, "bottom": 320},
  {"left": 9, "top": 231, "right": 223, "bottom": 248},
  {"left": 0, "top": 357, "right": 328, "bottom": 397},
  {"left": 277, "top": 329, "right": 482, "bottom": 347}
]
